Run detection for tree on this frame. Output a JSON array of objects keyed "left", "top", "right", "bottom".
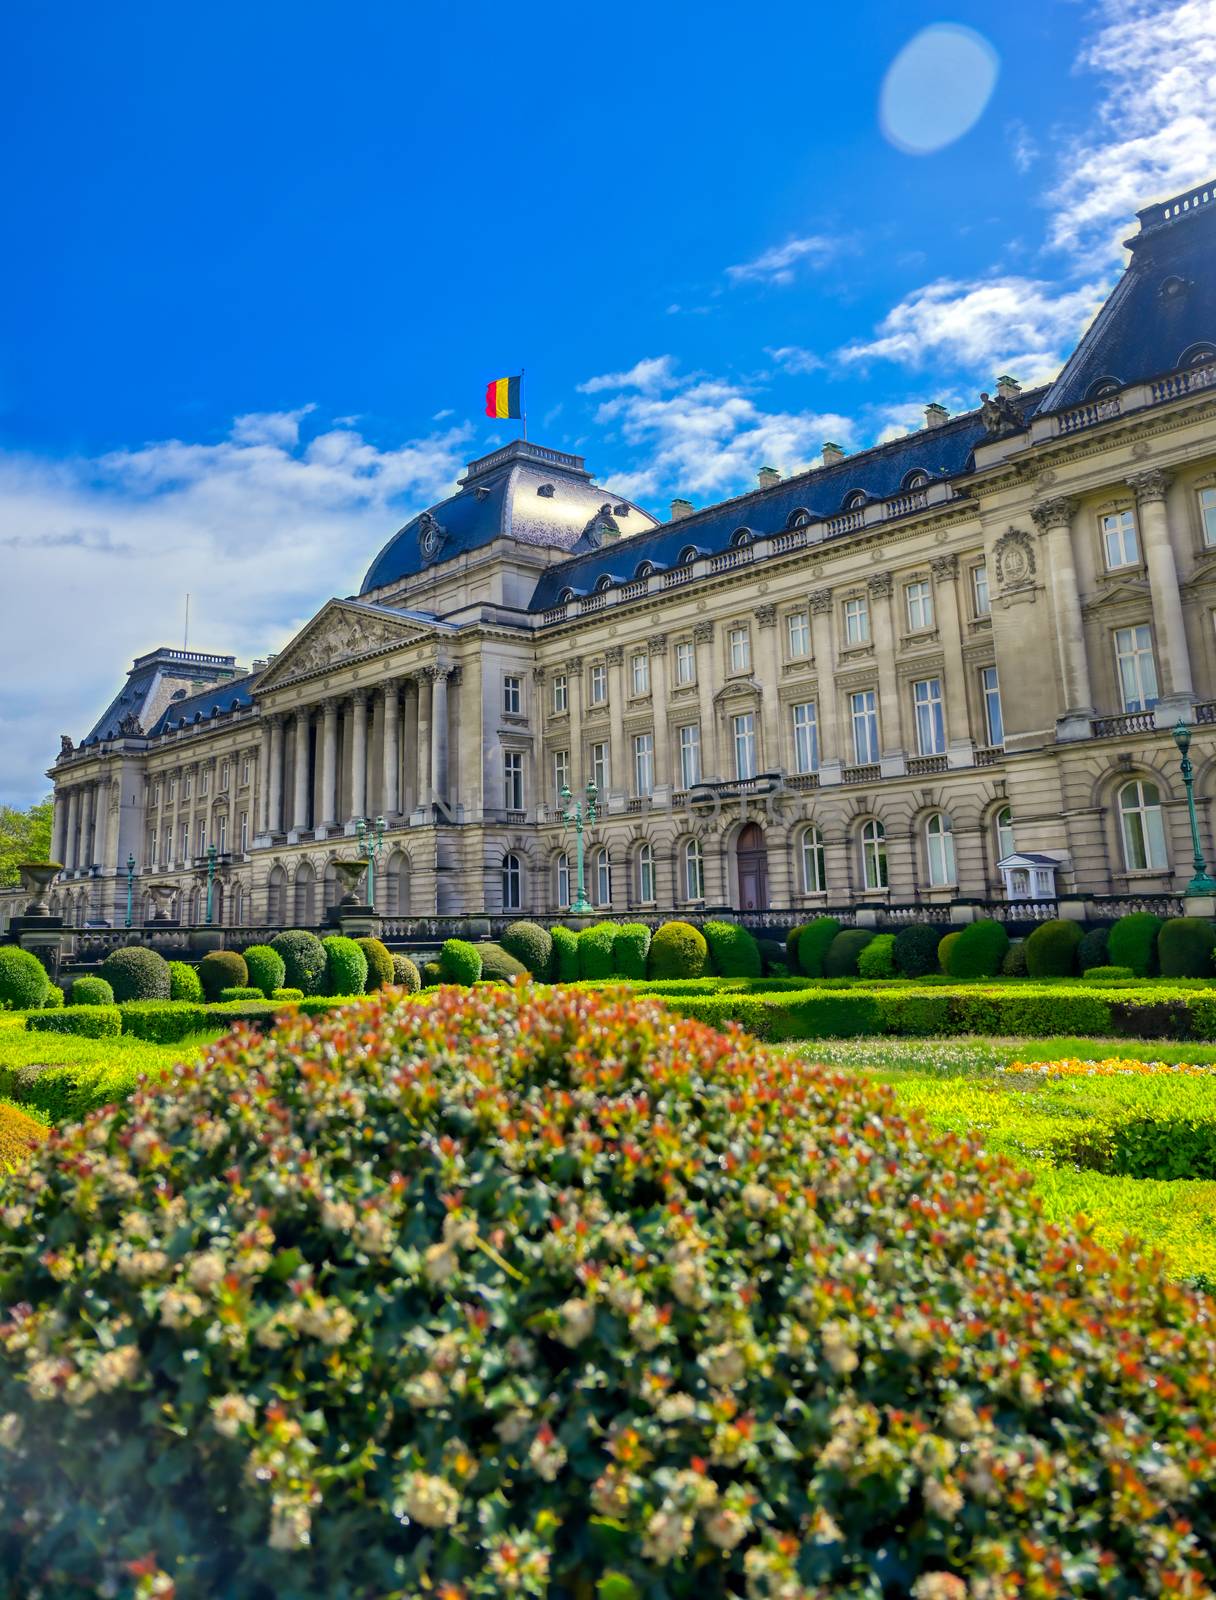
[{"left": 0, "top": 796, "right": 54, "bottom": 886}]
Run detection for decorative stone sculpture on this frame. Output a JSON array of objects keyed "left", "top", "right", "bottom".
[{"left": 18, "top": 863, "right": 62, "bottom": 916}]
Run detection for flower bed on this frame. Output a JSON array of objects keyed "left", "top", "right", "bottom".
[{"left": 1006, "top": 1056, "right": 1214, "bottom": 1078}]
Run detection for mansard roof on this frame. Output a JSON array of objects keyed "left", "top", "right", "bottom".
[
  {"left": 147, "top": 670, "right": 260, "bottom": 736},
  {"left": 79, "top": 648, "right": 244, "bottom": 747}
]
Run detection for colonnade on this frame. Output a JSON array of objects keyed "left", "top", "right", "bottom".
[{"left": 51, "top": 779, "right": 103, "bottom": 871}]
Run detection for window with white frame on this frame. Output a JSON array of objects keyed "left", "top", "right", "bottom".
[
  {"left": 241, "top": 755, "right": 251, "bottom": 787},
  {"left": 149, "top": 829, "right": 157, "bottom": 867},
  {"left": 1119, "top": 779, "right": 1168, "bottom": 871},
  {"left": 995, "top": 805, "right": 1014, "bottom": 861},
  {"left": 167, "top": 776, "right": 176, "bottom": 802},
  {"left": 861, "top": 819, "right": 888, "bottom": 889},
  {"left": 684, "top": 838, "right": 705, "bottom": 900},
  {"left": 630, "top": 651, "right": 650, "bottom": 696},
  {"left": 786, "top": 610, "right": 810, "bottom": 658},
  {"left": 675, "top": 640, "right": 695, "bottom": 685},
  {"left": 678, "top": 724, "right": 701, "bottom": 789},
  {"left": 792, "top": 701, "right": 819, "bottom": 774},
  {"left": 981, "top": 666, "right": 1004, "bottom": 747},
  {"left": 239, "top": 812, "right": 248, "bottom": 853},
  {"left": 219, "top": 760, "right": 230, "bottom": 792},
  {"left": 844, "top": 596, "right": 870, "bottom": 646},
  {"left": 728, "top": 626, "right": 751, "bottom": 673},
  {"left": 800, "top": 824, "right": 826, "bottom": 893},
  {"left": 905, "top": 579, "right": 934, "bottom": 632},
  {"left": 553, "top": 749, "right": 569, "bottom": 802},
  {"left": 197, "top": 819, "right": 207, "bottom": 856},
  {"left": 636, "top": 842, "right": 655, "bottom": 903},
  {"left": 925, "top": 813, "right": 956, "bottom": 887},
  {"left": 913, "top": 677, "right": 946, "bottom": 755},
  {"left": 633, "top": 732, "right": 654, "bottom": 796},
  {"left": 200, "top": 767, "right": 209, "bottom": 797},
  {"left": 589, "top": 663, "right": 607, "bottom": 705},
  {"left": 553, "top": 673, "right": 568, "bottom": 714},
  {"left": 502, "top": 852, "right": 522, "bottom": 910},
  {"left": 503, "top": 675, "right": 522, "bottom": 715},
  {"left": 151, "top": 782, "right": 161, "bottom": 809},
  {"left": 972, "top": 562, "right": 991, "bottom": 617},
  {"left": 594, "top": 847, "right": 611, "bottom": 906},
  {"left": 1201, "top": 487, "right": 1216, "bottom": 547},
  {"left": 555, "top": 852, "right": 571, "bottom": 908},
  {"left": 217, "top": 814, "right": 228, "bottom": 854},
  {"left": 1101, "top": 508, "right": 1140, "bottom": 570},
  {"left": 590, "top": 741, "right": 608, "bottom": 793},
  {"left": 732, "top": 712, "right": 756, "bottom": 779},
  {"left": 179, "top": 821, "right": 188, "bottom": 861},
  {"left": 183, "top": 771, "right": 192, "bottom": 799},
  {"left": 1114, "top": 624, "right": 1159, "bottom": 711},
  {"left": 850, "top": 690, "right": 879, "bottom": 764},
  {"left": 503, "top": 751, "right": 524, "bottom": 811}
]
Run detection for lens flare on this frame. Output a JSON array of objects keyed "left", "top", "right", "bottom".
[{"left": 880, "top": 23, "right": 1000, "bottom": 156}]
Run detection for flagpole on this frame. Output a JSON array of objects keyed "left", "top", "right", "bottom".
[{"left": 521, "top": 368, "right": 527, "bottom": 441}]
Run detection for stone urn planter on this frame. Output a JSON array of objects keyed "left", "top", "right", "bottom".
[
  {"left": 147, "top": 883, "right": 178, "bottom": 924},
  {"left": 17, "top": 862, "right": 62, "bottom": 916},
  {"left": 333, "top": 858, "right": 370, "bottom": 906}
]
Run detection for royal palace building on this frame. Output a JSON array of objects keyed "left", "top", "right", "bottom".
[{"left": 12, "top": 181, "right": 1216, "bottom": 936}]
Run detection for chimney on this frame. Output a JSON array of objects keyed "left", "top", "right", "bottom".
[
  {"left": 821, "top": 442, "right": 845, "bottom": 467},
  {"left": 670, "top": 497, "right": 694, "bottom": 522},
  {"left": 996, "top": 374, "right": 1021, "bottom": 401},
  {"left": 924, "top": 403, "right": 949, "bottom": 429},
  {"left": 251, "top": 658, "right": 267, "bottom": 672},
  {"left": 757, "top": 465, "right": 781, "bottom": 490}
]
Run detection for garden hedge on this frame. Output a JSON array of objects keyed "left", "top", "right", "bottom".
[
  {"left": 270, "top": 929, "right": 327, "bottom": 996},
  {"left": 1025, "top": 917, "right": 1083, "bottom": 977},
  {"left": 577, "top": 921, "right": 618, "bottom": 980},
  {"left": 439, "top": 939, "right": 481, "bottom": 985},
  {"left": 272, "top": 988, "right": 305, "bottom": 1003},
  {"left": 856, "top": 931, "right": 895, "bottom": 978},
  {"left": 67, "top": 975, "right": 113, "bottom": 1007},
  {"left": 218, "top": 986, "right": 264, "bottom": 1003},
  {"left": 41, "top": 984, "right": 63, "bottom": 1010},
  {"left": 549, "top": 925, "right": 579, "bottom": 982},
  {"left": 1158, "top": 915, "right": 1216, "bottom": 978},
  {"left": 944, "top": 917, "right": 1008, "bottom": 979},
  {"left": 168, "top": 960, "right": 204, "bottom": 1003},
  {"left": 500, "top": 921, "right": 553, "bottom": 979},
  {"left": 892, "top": 922, "right": 940, "bottom": 977},
  {"left": 784, "top": 922, "right": 809, "bottom": 971},
  {"left": 822, "top": 927, "right": 875, "bottom": 977},
  {"left": 756, "top": 937, "right": 786, "bottom": 976},
  {"left": 795, "top": 915, "right": 839, "bottom": 978},
  {"left": 937, "top": 930, "right": 961, "bottom": 973},
  {"left": 611, "top": 923, "right": 651, "bottom": 981},
  {"left": 475, "top": 943, "right": 528, "bottom": 982},
  {"left": 1077, "top": 925, "right": 1110, "bottom": 973},
  {"left": 390, "top": 954, "right": 420, "bottom": 993},
  {"left": 24, "top": 1005, "right": 122, "bottom": 1039},
  {"left": 703, "top": 919, "right": 761, "bottom": 978},
  {"left": 421, "top": 959, "right": 442, "bottom": 986},
  {"left": 647, "top": 919, "right": 708, "bottom": 980},
  {"left": 242, "top": 944, "right": 286, "bottom": 999},
  {"left": 322, "top": 936, "right": 368, "bottom": 997},
  {"left": 0, "top": 948, "right": 50, "bottom": 1011},
  {"left": 357, "top": 937, "right": 394, "bottom": 992},
  {"left": 1001, "top": 939, "right": 1028, "bottom": 976},
  {"left": 98, "top": 945, "right": 171, "bottom": 1002},
  {"left": 0, "top": 984, "right": 1213, "bottom": 1597},
  {"left": 198, "top": 949, "right": 249, "bottom": 1001},
  {"left": 1108, "top": 911, "right": 1163, "bottom": 977}
]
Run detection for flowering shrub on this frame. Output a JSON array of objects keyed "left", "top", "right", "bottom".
[
  {"left": 98, "top": 946, "right": 171, "bottom": 1002},
  {"left": 1006, "top": 1056, "right": 1213, "bottom": 1078},
  {"left": 168, "top": 960, "right": 204, "bottom": 1003},
  {"left": 0, "top": 948, "right": 49, "bottom": 1011},
  {"left": 68, "top": 975, "right": 114, "bottom": 1007},
  {"left": 0, "top": 1100, "right": 46, "bottom": 1167},
  {"left": 1, "top": 985, "right": 1215, "bottom": 1598},
  {"left": 242, "top": 945, "right": 286, "bottom": 999}
]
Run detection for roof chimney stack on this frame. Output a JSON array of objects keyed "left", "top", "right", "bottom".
[
  {"left": 669, "top": 497, "right": 694, "bottom": 522},
  {"left": 821, "top": 442, "right": 845, "bottom": 467},
  {"left": 996, "top": 374, "right": 1021, "bottom": 401},
  {"left": 757, "top": 465, "right": 781, "bottom": 490},
  {"left": 924, "top": 403, "right": 949, "bottom": 429}
]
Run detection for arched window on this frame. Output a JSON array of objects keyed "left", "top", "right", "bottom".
[
  {"left": 502, "top": 852, "right": 522, "bottom": 910},
  {"left": 860, "top": 819, "right": 888, "bottom": 890},
  {"left": 384, "top": 850, "right": 410, "bottom": 916},
  {"left": 925, "top": 813, "right": 956, "bottom": 887},
  {"left": 679, "top": 546, "right": 698, "bottom": 566},
  {"left": 555, "top": 852, "right": 571, "bottom": 909},
  {"left": 1179, "top": 340, "right": 1216, "bottom": 365},
  {"left": 1119, "top": 780, "right": 1168, "bottom": 871},
  {"left": 787, "top": 508, "right": 811, "bottom": 530},
  {"left": 994, "top": 806, "right": 1014, "bottom": 862},
  {"left": 843, "top": 490, "right": 867, "bottom": 510},
  {"left": 323, "top": 860, "right": 340, "bottom": 913},
  {"left": 268, "top": 865, "right": 287, "bottom": 926},
  {"left": 190, "top": 887, "right": 202, "bottom": 923},
  {"left": 800, "top": 824, "right": 826, "bottom": 893},
  {"left": 636, "top": 842, "right": 655, "bottom": 903},
  {"left": 684, "top": 838, "right": 705, "bottom": 901},
  {"left": 595, "top": 574, "right": 613, "bottom": 592},
  {"left": 731, "top": 527, "right": 753, "bottom": 547},
  {"left": 635, "top": 561, "right": 654, "bottom": 580},
  {"left": 558, "top": 588, "right": 575, "bottom": 604},
  {"left": 232, "top": 883, "right": 244, "bottom": 925},
  {"left": 903, "top": 469, "right": 930, "bottom": 490},
  {"left": 594, "top": 848, "right": 612, "bottom": 907},
  {"left": 294, "top": 864, "right": 316, "bottom": 926}
]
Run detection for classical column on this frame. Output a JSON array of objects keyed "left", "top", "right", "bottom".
[
  {"left": 605, "top": 646, "right": 625, "bottom": 797},
  {"left": 268, "top": 715, "right": 286, "bottom": 834},
  {"left": 930, "top": 554, "right": 973, "bottom": 757},
  {"left": 402, "top": 678, "right": 419, "bottom": 815},
  {"left": 1030, "top": 497, "right": 1093, "bottom": 728},
  {"left": 349, "top": 690, "right": 368, "bottom": 821},
  {"left": 78, "top": 783, "right": 95, "bottom": 868},
  {"left": 430, "top": 665, "right": 452, "bottom": 808},
  {"left": 64, "top": 787, "right": 80, "bottom": 871},
  {"left": 754, "top": 606, "right": 782, "bottom": 770},
  {"left": 867, "top": 573, "right": 904, "bottom": 760},
  {"left": 649, "top": 637, "right": 670, "bottom": 789},
  {"left": 809, "top": 588, "right": 840, "bottom": 773},
  {"left": 381, "top": 681, "right": 400, "bottom": 816},
  {"left": 319, "top": 698, "right": 340, "bottom": 831},
  {"left": 257, "top": 719, "right": 273, "bottom": 836},
  {"left": 292, "top": 708, "right": 311, "bottom": 832},
  {"left": 416, "top": 674, "right": 432, "bottom": 812},
  {"left": 567, "top": 657, "right": 584, "bottom": 794},
  {"left": 50, "top": 790, "right": 66, "bottom": 865},
  {"left": 1128, "top": 469, "right": 1192, "bottom": 701},
  {"left": 694, "top": 622, "right": 719, "bottom": 780}
]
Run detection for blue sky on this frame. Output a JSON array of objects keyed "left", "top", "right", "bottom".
[{"left": 2, "top": 0, "right": 1214, "bottom": 804}]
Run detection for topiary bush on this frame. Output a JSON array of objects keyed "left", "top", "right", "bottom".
[
  {"left": 757, "top": 938, "right": 786, "bottom": 976},
  {"left": 68, "top": 975, "right": 113, "bottom": 1007},
  {"left": 390, "top": 954, "right": 420, "bottom": 993},
  {"left": 357, "top": 937, "right": 394, "bottom": 992},
  {"left": 500, "top": 921, "right": 553, "bottom": 980},
  {"left": 1108, "top": 911, "right": 1164, "bottom": 978},
  {"left": 892, "top": 922, "right": 941, "bottom": 978},
  {"left": 168, "top": 960, "right": 204, "bottom": 1003},
  {"left": 218, "top": 986, "right": 265, "bottom": 1003},
  {"left": 1083, "top": 965, "right": 1136, "bottom": 982},
  {"left": 0, "top": 947, "right": 50, "bottom": 1011},
  {"left": 439, "top": 938, "right": 481, "bottom": 985},
  {"left": 612, "top": 923, "right": 652, "bottom": 981},
  {"left": 475, "top": 943, "right": 528, "bottom": 982},
  {"left": 322, "top": 936, "right": 368, "bottom": 997},
  {"left": 647, "top": 919, "right": 708, "bottom": 979},
  {"left": 1001, "top": 940, "right": 1029, "bottom": 977},
  {"left": 0, "top": 1100, "right": 46, "bottom": 1168},
  {"left": 25, "top": 1005, "right": 122, "bottom": 1039},
  {"left": 944, "top": 918, "right": 1009, "bottom": 980},
  {"left": 796, "top": 916, "right": 840, "bottom": 979},
  {"left": 1, "top": 985, "right": 1214, "bottom": 1598},
  {"left": 822, "top": 927, "right": 875, "bottom": 977},
  {"left": 785, "top": 923, "right": 810, "bottom": 972},
  {"left": 272, "top": 987, "right": 305, "bottom": 1003},
  {"left": 198, "top": 949, "right": 249, "bottom": 1002},
  {"left": 1025, "top": 917, "right": 1083, "bottom": 978},
  {"left": 242, "top": 944, "right": 286, "bottom": 999},
  {"left": 937, "top": 930, "right": 962, "bottom": 972},
  {"left": 856, "top": 931, "right": 896, "bottom": 979},
  {"left": 98, "top": 945, "right": 170, "bottom": 1002},
  {"left": 41, "top": 984, "right": 63, "bottom": 1010},
  {"left": 577, "top": 921, "right": 619, "bottom": 980},
  {"left": 549, "top": 924, "right": 579, "bottom": 983},
  {"left": 1159, "top": 916, "right": 1216, "bottom": 978},
  {"left": 1077, "top": 926, "right": 1110, "bottom": 974},
  {"left": 703, "top": 920, "right": 761, "bottom": 978},
  {"left": 270, "top": 930, "right": 328, "bottom": 996}
]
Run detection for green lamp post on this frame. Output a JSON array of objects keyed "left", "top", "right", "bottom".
[
  {"left": 124, "top": 853, "right": 136, "bottom": 929},
  {"left": 560, "top": 780, "right": 599, "bottom": 914},
  {"left": 1172, "top": 720, "right": 1216, "bottom": 896},
  {"left": 204, "top": 843, "right": 219, "bottom": 925},
  {"left": 353, "top": 816, "right": 387, "bottom": 907}
]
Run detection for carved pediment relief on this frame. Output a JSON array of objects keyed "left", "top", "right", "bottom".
[
  {"left": 1081, "top": 578, "right": 1152, "bottom": 614},
  {"left": 1182, "top": 553, "right": 1216, "bottom": 589},
  {"left": 256, "top": 601, "right": 431, "bottom": 691}
]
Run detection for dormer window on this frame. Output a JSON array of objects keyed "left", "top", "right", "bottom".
[
  {"left": 635, "top": 561, "right": 654, "bottom": 579},
  {"left": 595, "top": 574, "right": 613, "bottom": 592},
  {"left": 1159, "top": 275, "right": 1189, "bottom": 300},
  {"left": 843, "top": 490, "right": 867, "bottom": 511},
  {"left": 1086, "top": 376, "right": 1121, "bottom": 400},
  {"left": 1180, "top": 342, "right": 1216, "bottom": 367},
  {"left": 558, "top": 587, "right": 575, "bottom": 604},
  {"left": 679, "top": 545, "right": 698, "bottom": 565},
  {"left": 903, "top": 470, "right": 930, "bottom": 490},
  {"left": 731, "top": 527, "right": 753, "bottom": 548},
  {"left": 787, "top": 508, "right": 812, "bottom": 529}
]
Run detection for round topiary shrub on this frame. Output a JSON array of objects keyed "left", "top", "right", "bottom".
[
  {"left": 0, "top": 948, "right": 50, "bottom": 1011},
  {"left": 757, "top": 938, "right": 786, "bottom": 976},
  {"left": 439, "top": 938, "right": 481, "bottom": 985},
  {"left": 198, "top": 949, "right": 249, "bottom": 1002},
  {"left": 98, "top": 945, "right": 171, "bottom": 1002},
  {"left": 357, "top": 937, "right": 394, "bottom": 992},
  {"left": 612, "top": 923, "right": 652, "bottom": 981},
  {"left": 944, "top": 918, "right": 1009, "bottom": 980},
  {"left": 475, "top": 943, "right": 528, "bottom": 983},
  {"left": 1158, "top": 915, "right": 1216, "bottom": 978},
  {"left": 647, "top": 920, "right": 708, "bottom": 979},
  {"left": 1001, "top": 939, "right": 1029, "bottom": 977},
  {"left": 1076, "top": 925, "right": 1110, "bottom": 975},
  {"left": 500, "top": 921, "right": 554, "bottom": 980},
  {"left": 68, "top": 975, "right": 114, "bottom": 1007},
  {"left": 270, "top": 930, "right": 328, "bottom": 996},
  {"left": 796, "top": 916, "right": 840, "bottom": 979},
  {"left": 892, "top": 922, "right": 941, "bottom": 978},
  {"left": 822, "top": 927, "right": 875, "bottom": 977},
  {"left": 272, "top": 987, "right": 305, "bottom": 1003},
  {"left": 242, "top": 944, "right": 287, "bottom": 999},
  {"left": 1108, "top": 911, "right": 1164, "bottom": 978},
  {"left": 703, "top": 920, "right": 762, "bottom": 979},
  {"left": 1, "top": 986, "right": 1213, "bottom": 1599},
  {"left": 218, "top": 986, "right": 265, "bottom": 1003},
  {"left": 549, "top": 924, "right": 579, "bottom": 982},
  {"left": 856, "top": 931, "right": 896, "bottom": 979},
  {"left": 322, "top": 936, "right": 369, "bottom": 996},
  {"left": 168, "top": 960, "right": 204, "bottom": 1003},
  {"left": 785, "top": 923, "right": 810, "bottom": 973},
  {"left": 937, "top": 930, "right": 962, "bottom": 972},
  {"left": 1024, "top": 917, "right": 1083, "bottom": 977},
  {"left": 577, "top": 922, "right": 619, "bottom": 980},
  {"left": 391, "top": 954, "right": 421, "bottom": 993}
]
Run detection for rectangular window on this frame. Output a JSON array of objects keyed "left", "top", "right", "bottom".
[
  {"left": 590, "top": 741, "right": 609, "bottom": 794},
  {"left": 981, "top": 666, "right": 1004, "bottom": 747},
  {"left": 1201, "top": 487, "right": 1216, "bottom": 547},
  {"left": 589, "top": 663, "right": 607, "bottom": 705},
  {"left": 150, "top": 829, "right": 157, "bottom": 867},
  {"left": 179, "top": 822, "right": 188, "bottom": 862},
  {"left": 678, "top": 724, "right": 701, "bottom": 789},
  {"left": 675, "top": 640, "right": 695, "bottom": 685},
  {"left": 850, "top": 690, "right": 879, "bottom": 765},
  {"left": 241, "top": 755, "right": 251, "bottom": 787},
  {"left": 1101, "top": 508, "right": 1140, "bottom": 570},
  {"left": 167, "top": 776, "right": 176, "bottom": 803},
  {"left": 792, "top": 701, "right": 819, "bottom": 774},
  {"left": 197, "top": 819, "right": 207, "bottom": 857},
  {"left": 786, "top": 610, "right": 810, "bottom": 658},
  {"left": 503, "top": 675, "right": 522, "bottom": 715},
  {"left": 913, "top": 677, "right": 946, "bottom": 756},
  {"left": 183, "top": 771, "right": 192, "bottom": 800},
  {"left": 733, "top": 712, "right": 756, "bottom": 780},
  {"left": 217, "top": 814, "right": 227, "bottom": 854},
  {"left": 633, "top": 732, "right": 654, "bottom": 796},
  {"left": 972, "top": 562, "right": 991, "bottom": 617},
  {"left": 200, "top": 767, "right": 209, "bottom": 797},
  {"left": 503, "top": 751, "right": 524, "bottom": 810},
  {"left": 728, "top": 626, "right": 751, "bottom": 673},
  {"left": 844, "top": 596, "right": 870, "bottom": 646},
  {"left": 1114, "top": 624, "right": 1159, "bottom": 712},
  {"left": 552, "top": 673, "right": 568, "bottom": 714},
  {"left": 905, "top": 580, "right": 934, "bottom": 632},
  {"left": 630, "top": 651, "right": 650, "bottom": 696},
  {"left": 553, "top": 749, "right": 569, "bottom": 802},
  {"left": 240, "top": 812, "right": 249, "bottom": 853},
  {"left": 219, "top": 760, "right": 230, "bottom": 792},
  {"left": 151, "top": 782, "right": 161, "bottom": 809}
]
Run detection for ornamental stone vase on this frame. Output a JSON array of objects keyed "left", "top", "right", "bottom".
[
  {"left": 147, "top": 883, "right": 178, "bottom": 924},
  {"left": 17, "top": 862, "right": 61, "bottom": 916},
  {"left": 333, "top": 858, "right": 370, "bottom": 906}
]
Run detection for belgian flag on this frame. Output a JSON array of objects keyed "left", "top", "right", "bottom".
[{"left": 485, "top": 375, "right": 522, "bottom": 420}]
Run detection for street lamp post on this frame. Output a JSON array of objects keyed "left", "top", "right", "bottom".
[
  {"left": 204, "top": 843, "right": 219, "bottom": 925},
  {"left": 353, "top": 816, "right": 387, "bottom": 907},
  {"left": 1172, "top": 720, "right": 1216, "bottom": 896},
  {"left": 560, "top": 780, "right": 599, "bottom": 915},
  {"left": 125, "top": 853, "right": 136, "bottom": 929}
]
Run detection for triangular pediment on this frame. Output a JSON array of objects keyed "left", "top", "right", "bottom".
[
  {"left": 1182, "top": 553, "right": 1216, "bottom": 590},
  {"left": 255, "top": 600, "right": 436, "bottom": 692},
  {"left": 1081, "top": 578, "right": 1152, "bottom": 614}
]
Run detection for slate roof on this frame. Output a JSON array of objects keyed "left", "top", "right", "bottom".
[
  {"left": 79, "top": 649, "right": 244, "bottom": 747},
  {"left": 147, "top": 671, "right": 260, "bottom": 736}
]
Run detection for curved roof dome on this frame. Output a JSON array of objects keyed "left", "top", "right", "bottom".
[{"left": 360, "top": 441, "right": 659, "bottom": 595}]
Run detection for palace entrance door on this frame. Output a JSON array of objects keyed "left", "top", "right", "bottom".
[{"left": 736, "top": 822, "right": 769, "bottom": 911}]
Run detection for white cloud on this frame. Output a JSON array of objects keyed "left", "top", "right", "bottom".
[
  {"left": 0, "top": 412, "right": 470, "bottom": 806},
  {"left": 765, "top": 345, "right": 824, "bottom": 376},
  {"left": 578, "top": 355, "right": 679, "bottom": 395},
  {"left": 1006, "top": 119, "right": 1039, "bottom": 174},
  {"left": 725, "top": 236, "right": 842, "bottom": 286}
]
